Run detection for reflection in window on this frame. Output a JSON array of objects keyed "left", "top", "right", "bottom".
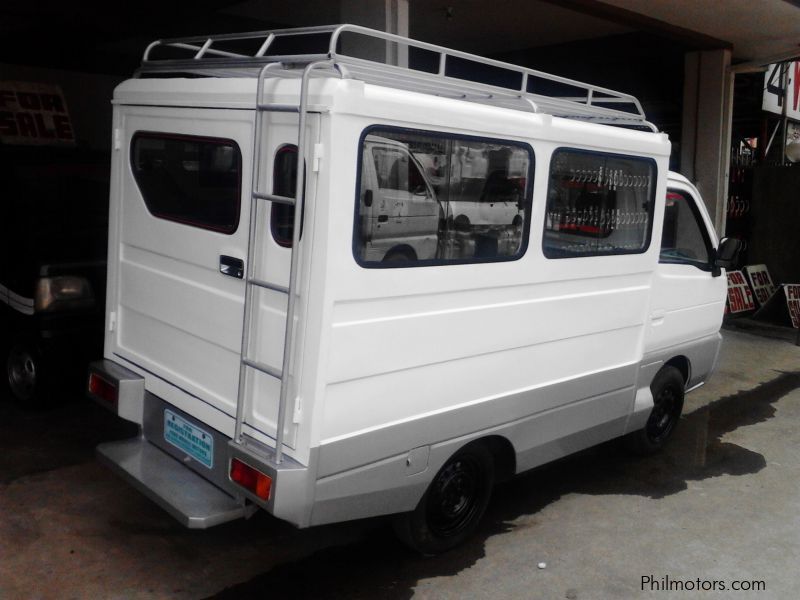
[
  {"left": 660, "top": 191, "right": 711, "bottom": 269},
  {"left": 355, "top": 129, "right": 533, "bottom": 266},
  {"left": 543, "top": 149, "right": 655, "bottom": 258},
  {"left": 131, "top": 133, "right": 241, "bottom": 234}
]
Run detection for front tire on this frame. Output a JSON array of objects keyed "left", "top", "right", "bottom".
[
  {"left": 382, "top": 247, "right": 417, "bottom": 263},
  {"left": 394, "top": 441, "right": 494, "bottom": 555},
  {"left": 624, "top": 366, "right": 685, "bottom": 455}
]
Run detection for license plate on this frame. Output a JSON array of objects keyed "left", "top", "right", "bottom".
[{"left": 164, "top": 409, "right": 214, "bottom": 469}]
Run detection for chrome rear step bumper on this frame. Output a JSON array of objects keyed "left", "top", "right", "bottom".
[{"left": 97, "top": 437, "right": 254, "bottom": 529}]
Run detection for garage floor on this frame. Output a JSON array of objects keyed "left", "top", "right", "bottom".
[{"left": 1, "top": 329, "right": 799, "bottom": 599}]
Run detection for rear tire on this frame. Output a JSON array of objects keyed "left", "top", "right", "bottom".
[
  {"left": 394, "top": 441, "right": 494, "bottom": 555},
  {"left": 624, "top": 366, "right": 685, "bottom": 455}
]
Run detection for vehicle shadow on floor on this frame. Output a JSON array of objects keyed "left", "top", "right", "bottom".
[
  {"left": 0, "top": 393, "right": 139, "bottom": 484},
  {"left": 207, "top": 370, "right": 800, "bottom": 600}
]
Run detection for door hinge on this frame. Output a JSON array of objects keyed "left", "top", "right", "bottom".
[
  {"left": 292, "top": 396, "right": 303, "bottom": 424},
  {"left": 108, "top": 311, "right": 117, "bottom": 332},
  {"left": 312, "top": 143, "right": 323, "bottom": 172},
  {"left": 113, "top": 128, "right": 122, "bottom": 151}
]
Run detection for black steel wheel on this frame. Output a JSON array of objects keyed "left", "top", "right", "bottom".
[
  {"left": 394, "top": 441, "right": 494, "bottom": 554},
  {"left": 7, "top": 341, "right": 39, "bottom": 402},
  {"left": 5, "top": 338, "right": 52, "bottom": 408},
  {"left": 624, "top": 365, "right": 685, "bottom": 455}
]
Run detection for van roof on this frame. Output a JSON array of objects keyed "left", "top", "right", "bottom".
[
  {"left": 364, "top": 134, "right": 410, "bottom": 149},
  {"left": 134, "top": 24, "right": 657, "bottom": 132}
]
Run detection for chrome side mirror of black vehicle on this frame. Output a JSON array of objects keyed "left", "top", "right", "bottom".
[{"left": 712, "top": 237, "right": 742, "bottom": 276}]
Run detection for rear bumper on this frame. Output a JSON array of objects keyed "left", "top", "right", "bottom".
[
  {"left": 97, "top": 437, "right": 254, "bottom": 529},
  {"left": 89, "top": 358, "right": 314, "bottom": 528}
]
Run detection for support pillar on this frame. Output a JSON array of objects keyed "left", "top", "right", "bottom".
[
  {"left": 680, "top": 49, "right": 733, "bottom": 233},
  {"left": 339, "top": 0, "right": 409, "bottom": 65}
]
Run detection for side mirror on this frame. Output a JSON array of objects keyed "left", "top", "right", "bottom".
[
  {"left": 363, "top": 189, "right": 373, "bottom": 208},
  {"left": 712, "top": 237, "right": 742, "bottom": 276}
]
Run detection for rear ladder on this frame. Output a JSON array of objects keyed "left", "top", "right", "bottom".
[{"left": 233, "top": 61, "right": 335, "bottom": 463}]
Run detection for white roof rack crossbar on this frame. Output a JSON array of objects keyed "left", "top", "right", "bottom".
[{"left": 139, "top": 24, "right": 654, "bottom": 130}]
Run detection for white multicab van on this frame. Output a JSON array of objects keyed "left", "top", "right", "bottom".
[{"left": 88, "top": 25, "right": 739, "bottom": 553}]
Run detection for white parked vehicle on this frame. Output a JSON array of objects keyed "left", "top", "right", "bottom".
[
  {"left": 88, "top": 25, "right": 739, "bottom": 553},
  {"left": 358, "top": 135, "right": 441, "bottom": 262}
]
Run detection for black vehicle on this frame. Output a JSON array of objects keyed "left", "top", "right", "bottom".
[{"left": 1, "top": 145, "right": 109, "bottom": 406}]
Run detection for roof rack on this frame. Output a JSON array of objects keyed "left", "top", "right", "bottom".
[{"left": 138, "top": 24, "right": 657, "bottom": 131}]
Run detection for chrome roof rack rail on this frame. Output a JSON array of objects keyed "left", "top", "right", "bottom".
[{"left": 138, "top": 24, "right": 655, "bottom": 131}]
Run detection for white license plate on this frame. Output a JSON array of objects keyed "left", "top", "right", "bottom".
[{"left": 164, "top": 409, "right": 214, "bottom": 468}]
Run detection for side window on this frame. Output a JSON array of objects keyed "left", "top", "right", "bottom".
[
  {"left": 543, "top": 149, "right": 656, "bottom": 258},
  {"left": 355, "top": 128, "right": 533, "bottom": 267},
  {"left": 271, "top": 145, "right": 298, "bottom": 247},
  {"left": 131, "top": 132, "right": 241, "bottom": 234},
  {"left": 660, "top": 191, "right": 712, "bottom": 269}
]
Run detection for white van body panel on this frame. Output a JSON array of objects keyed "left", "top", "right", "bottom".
[{"left": 101, "top": 70, "right": 726, "bottom": 529}]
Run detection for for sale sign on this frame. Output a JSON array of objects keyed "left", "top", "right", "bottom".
[
  {"left": 763, "top": 62, "right": 800, "bottom": 122},
  {"left": 726, "top": 270, "right": 756, "bottom": 314},
  {"left": 744, "top": 264, "right": 777, "bottom": 306},
  {"left": 785, "top": 284, "right": 800, "bottom": 329},
  {"left": 0, "top": 81, "right": 74, "bottom": 145}
]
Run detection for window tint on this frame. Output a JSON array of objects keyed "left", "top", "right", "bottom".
[
  {"left": 131, "top": 133, "right": 241, "bottom": 234},
  {"left": 271, "top": 145, "right": 298, "bottom": 247},
  {"left": 355, "top": 128, "right": 533, "bottom": 266},
  {"left": 660, "top": 191, "right": 712, "bottom": 269},
  {"left": 543, "top": 149, "right": 656, "bottom": 258}
]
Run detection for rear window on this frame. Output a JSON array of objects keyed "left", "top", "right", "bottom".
[
  {"left": 271, "top": 145, "right": 302, "bottom": 247},
  {"left": 131, "top": 132, "right": 242, "bottom": 234}
]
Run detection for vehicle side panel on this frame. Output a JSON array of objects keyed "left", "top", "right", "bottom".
[{"left": 306, "top": 105, "right": 671, "bottom": 524}]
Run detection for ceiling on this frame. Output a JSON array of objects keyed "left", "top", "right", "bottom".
[
  {"left": 226, "top": 0, "right": 800, "bottom": 62},
  {"left": 598, "top": 0, "right": 800, "bottom": 61},
  {"left": 1, "top": 0, "right": 798, "bottom": 75}
]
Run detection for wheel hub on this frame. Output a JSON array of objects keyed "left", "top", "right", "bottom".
[
  {"left": 428, "top": 458, "right": 481, "bottom": 537},
  {"left": 647, "top": 387, "right": 678, "bottom": 442},
  {"left": 8, "top": 346, "right": 37, "bottom": 401}
]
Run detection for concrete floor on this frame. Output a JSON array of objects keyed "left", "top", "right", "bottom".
[{"left": 1, "top": 329, "right": 799, "bottom": 599}]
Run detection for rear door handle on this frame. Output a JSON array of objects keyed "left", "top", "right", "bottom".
[{"left": 219, "top": 255, "right": 244, "bottom": 279}]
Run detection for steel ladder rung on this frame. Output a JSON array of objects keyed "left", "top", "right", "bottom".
[
  {"left": 253, "top": 191, "right": 295, "bottom": 205},
  {"left": 248, "top": 277, "right": 289, "bottom": 294},
  {"left": 242, "top": 358, "right": 282, "bottom": 380},
  {"left": 257, "top": 103, "right": 300, "bottom": 112}
]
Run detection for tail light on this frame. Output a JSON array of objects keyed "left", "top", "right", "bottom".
[
  {"left": 88, "top": 372, "right": 118, "bottom": 406},
  {"left": 230, "top": 458, "right": 272, "bottom": 500}
]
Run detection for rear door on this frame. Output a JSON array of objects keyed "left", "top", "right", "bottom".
[{"left": 113, "top": 107, "right": 253, "bottom": 432}]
